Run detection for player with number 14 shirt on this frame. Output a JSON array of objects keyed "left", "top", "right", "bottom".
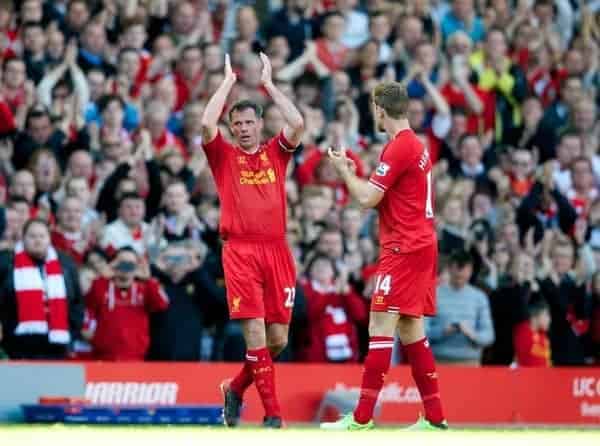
[
  {"left": 321, "top": 81, "right": 446, "bottom": 431},
  {"left": 368, "top": 128, "right": 437, "bottom": 317}
]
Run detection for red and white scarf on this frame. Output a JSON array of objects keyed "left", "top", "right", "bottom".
[{"left": 13, "top": 242, "right": 70, "bottom": 344}]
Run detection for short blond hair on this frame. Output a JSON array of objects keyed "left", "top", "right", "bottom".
[{"left": 371, "top": 81, "right": 409, "bottom": 119}]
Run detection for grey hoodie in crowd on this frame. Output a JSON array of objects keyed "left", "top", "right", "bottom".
[{"left": 426, "top": 283, "right": 495, "bottom": 362}]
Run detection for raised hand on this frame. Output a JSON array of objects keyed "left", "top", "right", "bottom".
[
  {"left": 574, "top": 218, "right": 588, "bottom": 246},
  {"left": 327, "top": 147, "right": 352, "bottom": 177},
  {"left": 137, "top": 128, "right": 154, "bottom": 160},
  {"left": 305, "top": 40, "right": 317, "bottom": 57},
  {"left": 0, "top": 138, "right": 14, "bottom": 163},
  {"left": 541, "top": 160, "right": 555, "bottom": 190},
  {"left": 23, "top": 80, "right": 36, "bottom": 107},
  {"left": 224, "top": 54, "right": 237, "bottom": 84},
  {"left": 259, "top": 52, "right": 273, "bottom": 87},
  {"left": 65, "top": 39, "right": 78, "bottom": 67}
]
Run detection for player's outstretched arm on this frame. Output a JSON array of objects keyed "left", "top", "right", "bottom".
[
  {"left": 328, "top": 147, "right": 384, "bottom": 208},
  {"left": 260, "top": 52, "right": 305, "bottom": 148},
  {"left": 200, "top": 54, "right": 237, "bottom": 144}
]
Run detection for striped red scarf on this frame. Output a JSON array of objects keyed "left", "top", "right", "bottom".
[{"left": 13, "top": 242, "right": 70, "bottom": 344}]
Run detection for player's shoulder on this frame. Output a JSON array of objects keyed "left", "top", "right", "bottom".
[
  {"left": 391, "top": 129, "right": 421, "bottom": 150},
  {"left": 263, "top": 133, "right": 280, "bottom": 149},
  {"left": 266, "top": 131, "right": 294, "bottom": 150},
  {"left": 204, "top": 130, "right": 235, "bottom": 150},
  {"left": 383, "top": 129, "right": 421, "bottom": 161}
]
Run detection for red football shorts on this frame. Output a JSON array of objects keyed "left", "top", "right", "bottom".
[
  {"left": 370, "top": 243, "right": 437, "bottom": 317},
  {"left": 222, "top": 239, "right": 297, "bottom": 324}
]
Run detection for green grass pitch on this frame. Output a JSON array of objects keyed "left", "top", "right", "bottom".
[{"left": 1, "top": 425, "right": 599, "bottom": 446}]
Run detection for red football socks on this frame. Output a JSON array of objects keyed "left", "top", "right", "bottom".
[
  {"left": 353, "top": 336, "right": 394, "bottom": 424},
  {"left": 229, "top": 361, "right": 253, "bottom": 398},
  {"left": 246, "top": 347, "right": 281, "bottom": 418},
  {"left": 230, "top": 348, "right": 282, "bottom": 398},
  {"left": 404, "top": 338, "right": 445, "bottom": 424}
]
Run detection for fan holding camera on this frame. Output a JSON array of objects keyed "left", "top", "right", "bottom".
[{"left": 81, "top": 246, "right": 169, "bottom": 361}]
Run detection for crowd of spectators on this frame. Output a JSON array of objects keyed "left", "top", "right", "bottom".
[{"left": 0, "top": 0, "right": 598, "bottom": 366}]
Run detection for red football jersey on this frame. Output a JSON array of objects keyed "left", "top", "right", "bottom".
[
  {"left": 513, "top": 321, "right": 551, "bottom": 367},
  {"left": 203, "top": 130, "right": 295, "bottom": 240},
  {"left": 85, "top": 277, "right": 169, "bottom": 361},
  {"left": 368, "top": 129, "right": 436, "bottom": 253}
]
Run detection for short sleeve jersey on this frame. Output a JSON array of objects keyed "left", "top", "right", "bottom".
[
  {"left": 202, "top": 131, "right": 295, "bottom": 240},
  {"left": 368, "top": 129, "right": 436, "bottom": 253}
]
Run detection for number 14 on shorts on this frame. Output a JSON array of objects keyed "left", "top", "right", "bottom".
[{"left": 374, "top": 274, "right": 392, "bottom": 295}]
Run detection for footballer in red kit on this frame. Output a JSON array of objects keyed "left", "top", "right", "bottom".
[
  {"left": 322, "top": 82, "right": 447, "bottom": 431},
  {"left": 368, "top": 129, "right": 437, "bottom": 317},
  {"left": 200, "top": 53, "right": 304, "bottom": 429},
  {"left": 203, "top": 130, "right": 297, "bottom": 323}
]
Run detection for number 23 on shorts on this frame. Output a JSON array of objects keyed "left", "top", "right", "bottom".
[
  {"left": 374, "top": 274, "right": 392, "bottom": 295},
  {"left": 284, "top": 287, "right": 296, "bottom": 308}
]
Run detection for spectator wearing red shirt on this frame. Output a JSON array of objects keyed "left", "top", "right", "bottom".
[
  {"left": 51, "top": 196, "right": 94, "bottom": 266},
  {"left": 298, "top": 254, "right": 368, "bottom": 362},
  {"left": 119, "top": 18, "right": 152, "bottom": 87},
  {"left": 0, "top": 1, "right": 19, "bottom": 60},
  {"left": 513, "top": 301, "right": 552, "bottom": 367},
  {"left": 508, "top": 148, "right": 535, "bottom": 199},
  {"left": 526, "top": 43, "right": 563, "bottom": 108},
  {"left": 145, "top": 100, "right": 186, "bottom": 158},
  {"left": 82, "top": 247, "right": 169, "bottom": 360},
  {"left": 173, "top": 45, "right": 204, "bottom": 112},
  {"left": 1, "top": 58, "right": 28, "bottom": 115},
  {"left": 314, "top": 12, "right": 350, "bottom": 72},
  {"left": 441, "top": 32, "right": 495, "bottom": 136},
  {"left": 0, "top": 99, "right": 16, "bottom": 135},
  {"left": 7, "top": 170, "right": 51, "bottom": 222},
  {"left": 406, "top": 96, "right": 450, "bottom": 164},
  {"left": 567, "top": 157, "right": 598, "bottom": 219},
  {"left": 511, "top": 22, "right": 537, "bottom": 72},
  {"left": 589, "top": 272, "right": 600, "bottom": 364},
  {"left": 296, "top": 146, "right": 365, "bottom": 206}
]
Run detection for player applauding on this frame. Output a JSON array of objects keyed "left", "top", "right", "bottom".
[
  {"left": 321, "top": 82, "right": 447, "bottom": 431},
  {"left": 200, "top": 53, "right": 304, "bottom": 428}
]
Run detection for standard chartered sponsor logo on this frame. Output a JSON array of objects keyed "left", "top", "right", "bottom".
[
  {"left": 85, "top": 382, "right": 178, "bottom": 405},
  {"left": 333, "top": 382, "right": 421, "bottom": 403},
  {"left": 239, "top": 169, "right": 276, "bottom": 185}
]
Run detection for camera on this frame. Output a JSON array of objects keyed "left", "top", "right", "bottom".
[{"left": 165, "top": 254, "right": 188, "bottom": 265}]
